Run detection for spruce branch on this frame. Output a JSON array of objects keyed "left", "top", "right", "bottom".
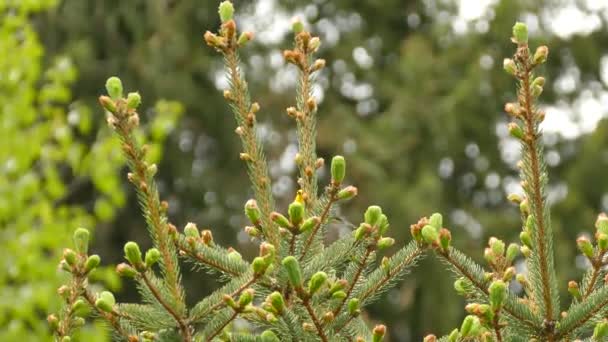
[
  {"left": 284, "top": 20, "right": 324, "bottom": 209},
  {"left": 299, "top": 185, "right": 340, "bottom": 261},
  {"left": 101, "top": 79, "right": 186, "bottom": 316},
  {"left": 82, "top": 290, "right": 134, "bottom": 339},
  {"left": 355, "top": 240, "right": 423, "bottom": 305},
  {"left": 205, "top": 21, "right": 279, "bottom": 249},
  {"left": 174, "top": 229, "right": 249, "bottom": 278},
  {"left": 138, "top": 270, "right": 192, "bottom": 340},
  {"left": 435, "top": 246, "right": 539, "bottom": 331},
  {"left": 507, "top": 23, "right": 559, "bottom": 331},
  {"left": 558, "top": 285, "right": 608, "bottom": 337},
  {"left": 332, "top": 246, "right": 373, "bottom": 317}
]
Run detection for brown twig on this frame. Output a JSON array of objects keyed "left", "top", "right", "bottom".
[
  {"left": 140, "top": 272, "right": 192, "bottom": 341},
  {"left": 300, "top": 189, "right": 338, "bottom": 261},
  {"left": 206, "top": 311, "right": 238, "bottom": 341},
  {"left": 303, "top": 297, "right": 329, "bottom": 342},
  {"left": 517, "top": 45, "right": 556, "bottom": 338}
]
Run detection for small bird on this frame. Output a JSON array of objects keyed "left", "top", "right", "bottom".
[{"left": 294, "top": 189, "right": 306, "bottom": 205}]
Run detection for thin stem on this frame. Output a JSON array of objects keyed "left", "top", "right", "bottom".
[
  {"left": 224, "top": 49, "right": 278, "bottom": 249},
  {"left": 558, "top": 292, "right": 608, "bottom": 338},
  {"left": 82, "top": 290, "right": 132, "bottom": 339},
  {"left": 333, "top": 247, "right": 372, "bottom": 317},
  {"left": 190, "top": 276, "right": 257, "bottom": 322},
  {"left": 517, "top": 45, "right": 557, "bottom": 336},
  {"left": 289, "top": 233, "right": 297, "bottom": 256},
  {"left": 140, "top": 272, "right": 192, "bottom": 341},
  {"left": 206, "top": 311, "right": 238, "bottom": 342},
  {"left": 300, "top": 188, "right": 338, "bottom": 261},
  {"left": 294, "top": 58, "right": 318, "bottom": 207},
  {"left": 303, "top": 298, "right": 329, "bottom": 342},
  {"left": 493, "top": 310, "right": 503, "bottom": 342},
  {"left": 56, "top": 275, "right": 86, "bottom": 338},
  {"left": 176, "top": 239, "right": 242, "bottom": 277},
  {"left": 582, "top": 265, "right": 600, "bottom": 300},
  {"left": 358, "top": 247, "right": 423, "bottom": 303},
  {"left": 522, "top": 69, "right": 553, "bottom": 321},
  {"left": 116, "top": 120, "right": 183, "bottom": 309}
]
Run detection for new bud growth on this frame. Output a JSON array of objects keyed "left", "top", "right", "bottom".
[
  {"left": 308, "top": 271, "right": 328, "bottom": 295},
  {"left": 593, "top": 320, "right": 608, "bottom": 340},
  {"left": 577, "top": 236, "right": 594, "bottom": 259},
  {"left": 348, "top": 298, "right": 360, "bottom": 316},
  {"left": 84, "top": 254, "right": 101, "bottom": 273},
  {"left": 520, "top": 231, "right": 532, "bottom": 248},
  {"left": 377, "top": 237, "right": 395, "bottom": 250},
  {"left": 421, "top": 225, "right": 439, "bottom": 244},
  {"left": 63, "top": 249, "right": 77, "bottom": 266},
  {"left": 291, "top": 18, "right": 304, "bottom": 33},
  {"left": 488, "top": 280, "right": 507, "bottom": 310},
  {"left": 460, "top": 315, "right": 479, "bottom": 337},
  {"left": 597, "top": 213, "right": 608, "bottom": 235},
  {"left": 238, "top": 288, "right": 255, "bottom": 307},
  {"left": 598, "top": 233, "right": 608, "bottom": 251},
  {"left": 331, "top": 155, "right": 346, "bottom": 184},
  {"left": 288, "top": 201, "right": 305, "bottom": 225},
  {"left": 508, "top": 122, "right": 524, "bottom": 140},
  {"left": 506, "top": 243, "right": 520, "bottom": 263},
  {"left": 218, "top": 1, "right": 234, "bottom": 23},
  {"left": 489, "top": 237, "right": 505, "bottom": 256},
  {"left": 282, "top": 256, "right": 303, "bottom": 287},
  {"left": 429, "top": 213, "right": 443, "bottom": 230},
  {"left": 73, "top": 228, "right": 90, "bottom": 255},
  {"left": 95, "top": 291, "right": 116, "bottom": 313},
  {"left": 105, "top": 76, "right": 123, "bottom": 100},
  {"left": 244, "top": 199, "right": 261, "bottom": 224},
  {"left": 252, "top": 256, "right": 268, "bottom": 276},
  {"left": 268, "top": 292, "right": 285, "bottom": 313},
  {"left": 372, "top": 325, "right": 386, "bottom": 342},
  {"left": 534, "top": 46, "right": 549, "bottom": 64},
  {"left": 337, "top": 185, "right": 358, "bottom": 200},
  {"left": 116, "top": 263, "right": 137, "bottom": 277},
  {"left": 260, "top": 330, "right": 280, "bottom": 342},
  {"left": 503, "top": 58, "right": 517, "bottom": 75},
  {"left": 512, "top": 22, "right": 528, "bottom": 45},
  {"left": 364, "top": 205, "right": 383, "bottom": 226},
  {"left": 439, "top": 228, "right": 452, "bottom": 251},
  {"left": 145, "top": 248, "right": 161, "bottom": 268},
  {"left": 238, "top": 31, "right": 254, "bottom": 46},
  {"left": 184, "top": 222, "right": 199, "bottom": 238},
  {"left": 568, "top": 280, "right": 581, "bottom": 300},
  {"left": 300, "top": 216, "right": 320, "bottom": 233},
  {"left": 124, "top": 241, "right": 143, "bottom": 267},
  {"left": 126, "top": 92, "right": 141, "bottom": 109}
]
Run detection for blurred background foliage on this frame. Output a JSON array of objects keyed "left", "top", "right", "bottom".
[{"left": 2, "top": 0, "right": 608, "bottom": 340}]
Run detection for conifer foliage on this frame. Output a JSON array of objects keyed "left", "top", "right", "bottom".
[{"left": 50, "top": 2, "right": 608, "bottom": 341}]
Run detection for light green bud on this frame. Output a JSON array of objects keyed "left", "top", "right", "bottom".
[
  {"left": 218, "top": 1, "right": 234, "bottom": 23},
  {"left": 308, "top": 271, "right": 328, "bottom": 295},
  {"left": 282, "top": 256, "right": 302, "bottom": 287},
  {"left": 145, "top": 248, "right": 161, "bottom": 268},
  {"left": 105, "top": 76, "right": 123, "bottom": 100},
  {"left": 512, "top": 22, "right": 528, "bottom": 44},
  {"left": 126, "top": 92, "right": 141, "bottom": 109},
  {"left": 364, "top": 205, "right": 383, "bottom": 226},
  {"left": 124, "top": 241, "right": 143, "bottom": 267},
  {"left": 73, "top": 228, "right": 90, "bottom": 255},
  {"left": 330, "top": 155, "right": 346, "bottom": 184}
]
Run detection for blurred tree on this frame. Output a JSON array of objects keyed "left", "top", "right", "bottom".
[
  {"left": 35, "top": 0, "right": 608, "bottom": 340},
  {"left": 0, "top": 1, "right": 181, "bottom": 340}
]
